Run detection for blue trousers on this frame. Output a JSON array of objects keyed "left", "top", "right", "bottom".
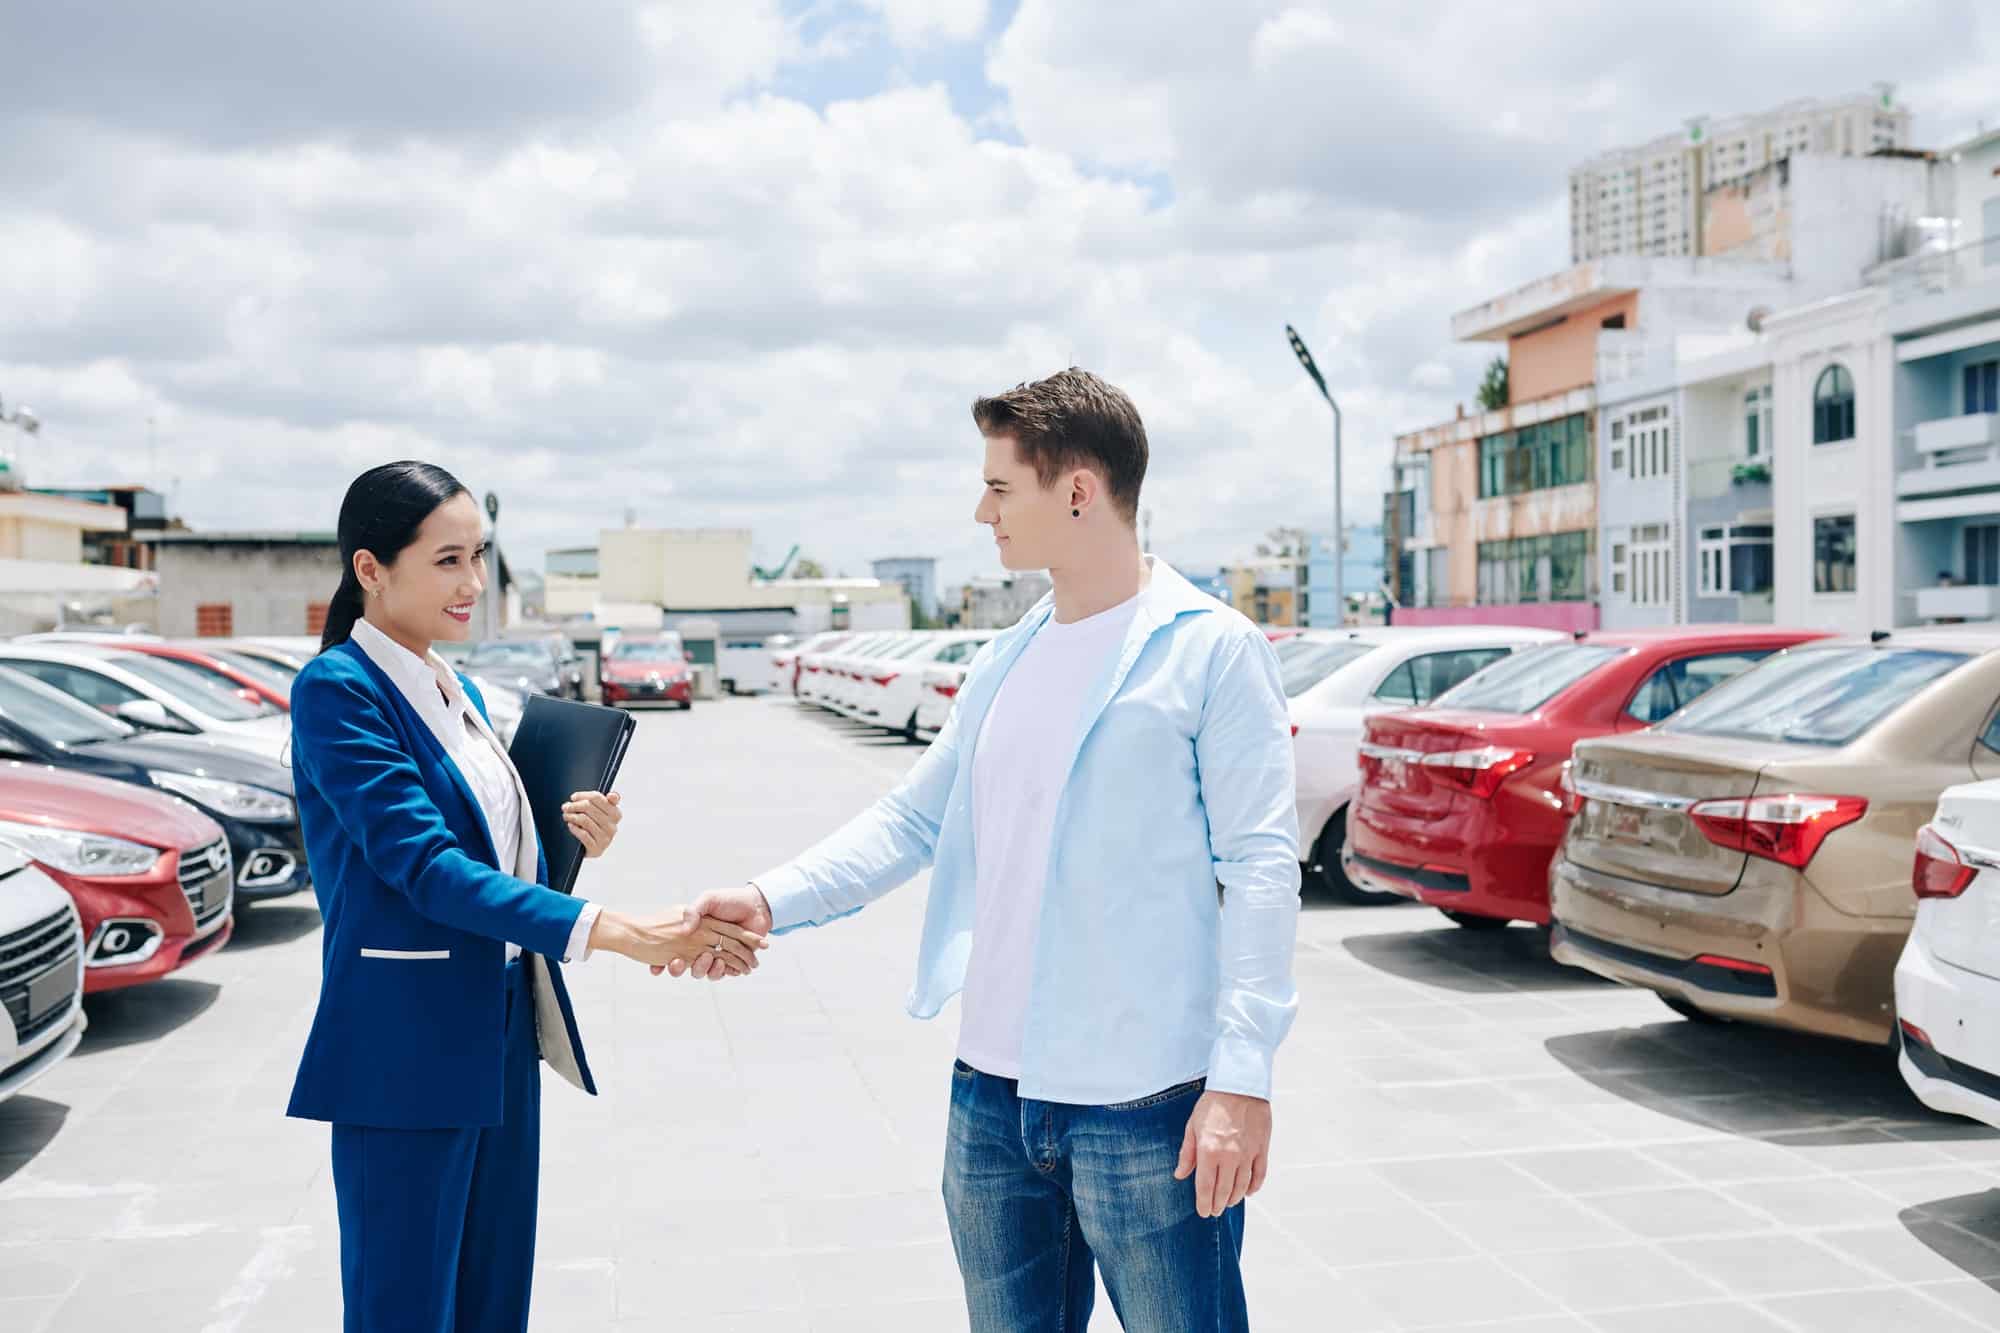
[
  {"left": 332, "top": 960, "right": 541, "bottom": 1333},
  {"left": 942, "top": 1061, "right": 1248, "bottom": 1332}
]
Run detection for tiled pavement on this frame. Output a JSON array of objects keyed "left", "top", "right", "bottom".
[{"left": 3, "top": 695, "right": 1999, "bottom": 1330}]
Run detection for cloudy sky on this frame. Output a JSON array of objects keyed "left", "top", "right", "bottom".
[{"left": 4, "top": 2, "right": 1996, "bottom": 594}]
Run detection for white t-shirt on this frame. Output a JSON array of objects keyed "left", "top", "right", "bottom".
[{"left": 958, "top": 591, "right": 1141, "bottom": 1077}]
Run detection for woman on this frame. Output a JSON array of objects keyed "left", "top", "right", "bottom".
[{"left": 286, "top": 461, "right": 766, "bottom": 1332}]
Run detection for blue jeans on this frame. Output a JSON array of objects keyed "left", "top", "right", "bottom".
[{"left": 943, "top": 1061, "right": 1248, "bottom": 1332}]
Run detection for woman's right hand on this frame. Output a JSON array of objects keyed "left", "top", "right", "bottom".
[{"left": 590, "top": 907, "right": 767, "bottom": 975}]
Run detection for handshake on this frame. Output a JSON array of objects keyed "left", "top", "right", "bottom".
[{"left": 586, "top": 885, "right": 773, "bottom": 979}]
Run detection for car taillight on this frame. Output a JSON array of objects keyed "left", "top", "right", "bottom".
[
  {"left": 1557, "top": 761, "right": 1581, "bottom": 816},
  {"left": 1418, "top": 747, "right": 1535, "bottom": 800},
  {"left": 1913, "top": 823, "right": 1976, "bottom": 900},
  {"left": 1687, "top": 794, "right": 1868, "bottom": 870},
  {"left": 933, "top": 682, "right": 959, "bottom": 697},
  {"left": 870, "top": 673, "right": 898, "bottom": 687}
]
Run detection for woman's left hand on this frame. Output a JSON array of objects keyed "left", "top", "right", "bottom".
[{"left": 563, "top": 791, "right": 623, "bottom": 858}]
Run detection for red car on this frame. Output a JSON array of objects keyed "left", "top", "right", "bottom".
[
  {"left": 1344, "top": 626, "right": 1830, "bottom": 930},
  {"left": 96, "top": 641, "right": 291, "bottom": 710},
  {"left": 600, "top": 636, "right": 694, "bottom": 710},
  {"left": 0, "top": 765, "right": 234, "bottom": 991}
]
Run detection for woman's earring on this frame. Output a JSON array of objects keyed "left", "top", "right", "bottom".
[{"left": 1072, "top": 508, "right": 1081, "bottom": 518}]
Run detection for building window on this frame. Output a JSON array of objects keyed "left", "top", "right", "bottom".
[
  {"left": 1812, "top": 364, "right": 1856, "bottom": 444},
  {"left": 1698, "top": 524, "right": 1774, "bottom": 597},
  {"left": 1966, "top": 524, "right": 2000, "bottom": 586},
  {"left": 1813, "top": 515, "right": 1857, "bottom": 594},
  {"left": 1477, "top": 531, "right": 1594, "bottom": 604},
  {"left": 306, "top": 602, "right": 331, "bottom": 636},
  {"left": 1744, "top": 385, "right": 1771, "bottom": 458},
  {"left": 1630, "top": 422, "right": 1672, "bottom": 480},
  {"left": 1966, "top": 360, "right": 2000, "bottom": 415},
  {"left": 1631, "top": 524, "right": 1672, "bottom": 607},
  {"left": 1477, "top": 413, "right": 1591, "bottom": 498},
  {"left": 1611, "top": 541, "right": 1627, "bottom": 595},
  {"left": 195, "top": 603, "right": 234, "bottom": 638}
]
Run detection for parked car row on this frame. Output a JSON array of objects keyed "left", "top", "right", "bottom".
[
  {"left": 785, "top": 629, "right": 992, "bottom": 740},
  {"left": 1283, "top": 622, "right": 2000, "bottom": 1132},
  {"left": 0, "top": 632, "right": 359, "bottom": 1105}
]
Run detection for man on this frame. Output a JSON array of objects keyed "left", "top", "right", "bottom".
[{"left": 686, "top": 368, "right": 1300, "bottom": 1330}]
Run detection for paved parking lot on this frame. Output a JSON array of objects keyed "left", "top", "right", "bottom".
[{"left": 4, "top": 694, "right": 2000, "bottom": 1331}]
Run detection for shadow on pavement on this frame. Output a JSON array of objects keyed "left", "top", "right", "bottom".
[
  {"left": 75, "top": 978, "right": 220, "bottom": 1056},
  {"left": 1342, "top": 924, "right": 1614, "bottom": 993},
  {"left": 0, "top": 1095, "right": 67, "bottom": 1183},
  {"left": 225, "top": 901, "right": 322, "bottom": 952},
  {"left": 1900, "top": 1191, "right": 2000, "bottom": 1289},
  {"left": 1545, "top": 1018, "right": 1994, "bottom": 1139}
]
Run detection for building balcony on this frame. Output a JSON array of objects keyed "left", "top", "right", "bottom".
[
  {"left": 1914, "top": 411, "right": 2000, "bottom": 456},
  {"left": 1866, "top": 237, "right": 2000, "bottom": 302},
  {"left": 1897, "top": 416, "right": 2000, "bottom": 517},
  {"left": 1916, "top": 585, "right": 2000, "bottom": 622}
]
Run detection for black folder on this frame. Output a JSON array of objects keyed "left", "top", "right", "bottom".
[{"left": 507, "top": 693, "right": 638, "bottom": 896}]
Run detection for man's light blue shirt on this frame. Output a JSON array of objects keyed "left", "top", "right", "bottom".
[{"left": 755, "top": 558, "right": 1301, "bottom": 1106}]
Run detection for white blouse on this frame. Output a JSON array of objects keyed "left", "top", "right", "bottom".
[{"left": 351, "top": 619, "right": 600, "bottom": 964}]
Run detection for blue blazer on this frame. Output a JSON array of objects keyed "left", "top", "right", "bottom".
[{"left": 285, "top": 639, "right": 597, "bottom": 1129}]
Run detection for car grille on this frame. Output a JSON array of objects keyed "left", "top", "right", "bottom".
[
  {"left": 0, "top": 905, "right": 80, "bottom": 1045},
  {"left": 179, "top": 839, "right": 234, "bottom": 934}
]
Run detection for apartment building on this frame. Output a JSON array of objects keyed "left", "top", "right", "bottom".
[{"left": 1570, "top": 87, "right": 1911, "bottom": 262}]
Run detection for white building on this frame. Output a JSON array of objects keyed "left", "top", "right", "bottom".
[{"left": 1570, "top": 87, "right": 1911, "bottom": 263}]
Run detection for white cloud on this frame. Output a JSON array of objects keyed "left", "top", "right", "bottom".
[
  {"left": 857, "top": 0, "right": 988, "bottom": 48},
  {"left": 1, "top": 0, "right": 1995, "bottom": 596}
]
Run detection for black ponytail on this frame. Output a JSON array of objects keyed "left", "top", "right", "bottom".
[{"left": 320, "top": 461, "right": 470, "bottom": 654}]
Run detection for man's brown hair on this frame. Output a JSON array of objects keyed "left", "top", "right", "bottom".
[{"left": 972, "top": 368, "right": 1148, "bottom": 522}]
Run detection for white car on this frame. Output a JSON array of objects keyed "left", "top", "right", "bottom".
[
  {"left": 1896, "top": 782, "right": 2000, "bottom": 1128},
  {"left": 820, "top": 634, "right": 918, "bottom": 714},
  {"left": 851, "top": 634, "right": 991, "bottom": 738},
  {"left": 774, "top": 631, "right": 854, "bottom": 699},
  {"left": 0, "top": 645, "right": 292, "bottom": 763},
  {"left": 915, "top": 662, "right": 968, "bottom": 741},
  {"left": 1288, "top": 626, "right": 1567, "bottom": 902},
  {"left": 799, "top": 633, "right": 893, "bottom": 707},
  {"left": 0, "top": 847, "right": 88, "bottom": 1102}
]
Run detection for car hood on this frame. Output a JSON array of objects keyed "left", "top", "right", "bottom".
[
  {"left": 0, "top": 760, "right": 223, "bottom": 848},
  {"left": 82, "top": 733, "right": 296, "bottom": 796}
]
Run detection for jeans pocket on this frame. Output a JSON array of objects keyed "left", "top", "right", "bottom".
[
  {"left": 952, "top": 1058, "right": 978, "bottom": 1080},
  {"left": 1103, "top": 1076, "right": 1206, "bottom": 1112}
]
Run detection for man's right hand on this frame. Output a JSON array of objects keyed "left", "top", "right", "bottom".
[{"left": 656, "top": 885, "right": 774, "bottom": 979}]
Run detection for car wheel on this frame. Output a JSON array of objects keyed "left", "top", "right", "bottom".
[
  {"left": 681, "top": 699, "right": 695, "bottom": 711},
  {"left": 1304, "top": 812, "right": 1402, "bottom": 906},
  {"left": 1660, "top": 994, "right": 1731, "bottom": 1025},
  {"left": 1440, "top": 909, "right": 1510, "bottom": 931}
]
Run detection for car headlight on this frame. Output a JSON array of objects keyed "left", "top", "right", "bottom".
[
  {"left": 0, "top": 819, "right": 161, "bottom": 877},
  {"left": 149, "top": 772, "right": 296, "bottom": 822}
]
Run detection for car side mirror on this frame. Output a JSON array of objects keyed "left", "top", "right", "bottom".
[
  {"left": 684, "top": 650, "right": 694, "bottom": 663},
  {"left": 116, "top": 699, "right": 197, "bottom": 734}
]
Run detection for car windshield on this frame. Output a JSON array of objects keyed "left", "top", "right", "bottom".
[
  {"left": 611, "top": 636, "right": 685, "bottom": 662},
  {"left": 112, "top": 653, "right": 277, "bottom": 721},
  {"left": 0, "top": 668, "right": 134, "bottom": 746},
  {"left": 213, "top": 651, "right": 296, "bottom": 690},
  {"left": 466, "top": 642, "right": 551, "bottom": 668},
  {"left": 1281, "top": 641, "right": 1374, "bottom": 698},
  {"left": 1662, "top": 646, "right": 1970, "bottom": 746},
  {"left": 1432, "top": 643, "right": 1625, "bottom": 714}
]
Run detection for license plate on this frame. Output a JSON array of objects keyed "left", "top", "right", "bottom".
[
  {"left": 27, "top": 960, "right": 73, "bottom": 1024},
  {"left": 1609, "top": 808, "right": 1647, "bottom": 844}
]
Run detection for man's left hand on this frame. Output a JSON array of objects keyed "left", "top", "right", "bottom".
[{"left": 1174, "top": 1090, "right": 1272, "bottom": 1218}]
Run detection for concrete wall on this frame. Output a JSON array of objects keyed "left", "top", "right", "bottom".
[
  {"left": 0, "top": 518, "right": 86, "bottom": 563},
  {"left": 1768, "top": 292, "right": 1898, "bottom": 632},
  {"left": 154, "top": 543, "right": 344, "bottom": 638},
  {"left": 1510, "top": 294, "right": 1637, "bottom": 403},
  {"left": 600, "top": 529, "right": 753, "bottom": 606}
]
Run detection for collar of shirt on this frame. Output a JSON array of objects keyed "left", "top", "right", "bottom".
[{"left": 350, "top": 618, "right": 471, "bottom": 729}]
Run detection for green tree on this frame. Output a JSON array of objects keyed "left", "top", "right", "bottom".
[
  {"left": 1476, "top": 355, "right": 1509, "bottom": 411},
  {"left": 792, "top": 557, "right": 825, "bottom": 578},
  {"left": 909, "top": 597, "right": 935, "bottom": 630}
]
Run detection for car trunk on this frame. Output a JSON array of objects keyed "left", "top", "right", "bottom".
[
  {"left": 1565, "top": 733, "right": 1808, "bottom": 895},
  {"left": 1360, "top": 712, "right": 1491, "bottom": 823},
  {"left": 1929, "top": 784, "right": 2000, "bottom": 982}
]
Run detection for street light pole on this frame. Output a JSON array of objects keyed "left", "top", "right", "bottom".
[
  {"left": 1284, "top": 325, "right": 1343, "bottom": 626},
  {"left": 483, "top": 491, "right": 501, "bottom": 642}
]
